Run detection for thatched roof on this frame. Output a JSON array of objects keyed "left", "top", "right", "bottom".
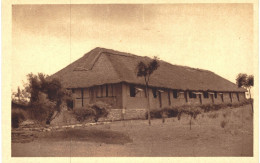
[{"left": 51, "top": 47, "right": 246, "bottom": 92}]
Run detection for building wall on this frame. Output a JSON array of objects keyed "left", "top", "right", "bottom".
[
  {"left": 122, "top": 83, "right": 147, "bottom": 110},
  {"left": 72, "top": 82, "right": 246, "bottom": 121},
  {"left": 122, "top": 83, "right": 246, "bottom": 109},
  {"left": 73, "top": 83, "right": 123, "bottom": 109}
]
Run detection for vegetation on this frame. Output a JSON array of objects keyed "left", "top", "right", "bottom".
[
  {"left": 146, "top": 99, "right": 252, "bottom": 129},
  {"left": 73, "top": 101, "right": 110, "bottom": 122},
  {"left": 12, "top": 73, "right": 73, "bottom": 125},
  {"left": 12, "top": 109, "right": 27, "bottom": 128},
  {"left": 136, "top": 56, "right": 160, "bottom": 126},
  {"left": 236, "top": 73, "right": 254, "bottom": 112},
  {"left": 220, "top": 120, "right": 228, "bottom": 128}
]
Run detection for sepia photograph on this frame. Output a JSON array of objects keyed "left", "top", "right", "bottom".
[{"left": 2, "top": 1, "right": 258, "bottom": 161}]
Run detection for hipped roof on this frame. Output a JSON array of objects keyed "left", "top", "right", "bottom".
[{"left": 51, "top": 47, "right": 246, "bottom": 92}]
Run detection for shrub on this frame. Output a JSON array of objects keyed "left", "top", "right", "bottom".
[
  {"left": 145, "top": 109, "right": 161, "bottom": 119},
  {"left": 28, "top": 92, "right": 57, "bottom": 123},
  {"left": 222, "top": 112, "right": 228, "bottom": 118},
  {"left": 179, "top": 106, "right": 201, "bottom": 119},
  {"left": 164, "top": 107, "right": 180, "bottom": 117},
  {"left": 145, "top": 101, "right": 251, "bottom": 124},
  {"left": 12, "top": 109, "right": 26, "bottom": 128},
  {"left": 208, "top": 113, "right": 219, "bottom": 119},
  {"left": 179, "top": 106, "right": 201, "bottom": 130},
  {"left": 227, "top": 103, "right": 233, "bottom": 107},
  {"left": 73, "top": 107, "right": 96, "bottom": 122},
  {"left": 73, "top": 101, "right": 111, "bottom": 122},
  {"left": 200, "top": 104, "right": 212, "bottom": 112},
  {"left": 145, "top": 106, "right": 181, "bottom": 119},
  {"left": 90, "top": 101, "right": 110, "bottom": 122},
  {"left": 220, "top": 120, "right": 228, "bottom": 128}
]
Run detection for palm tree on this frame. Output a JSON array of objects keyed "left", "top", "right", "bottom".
[
  {"left": 136, "top": 56, "right": 160, "bottom": 125},
  {"left": 236, "top": 73, "right": 254, "bottom": 112}
]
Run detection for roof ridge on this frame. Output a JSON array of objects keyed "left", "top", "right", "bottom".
[{"left": 96, "top": 47, "right": 211, "bottom": 73}]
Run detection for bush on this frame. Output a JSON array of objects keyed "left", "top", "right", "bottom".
[
  {"left": 200, "top": 104, "right": 212, "bottom": 112},
  {"left": 220, "top": 120, "right": 228, "bottom": 128},
  {"left": 90, "top": 101, "right": 110, "bottom": 122},
  {"left": 146, "top": 106, "right": 181, "bottom": 119},
  {"left": 145, "top": 109, "right": 162, "bottom": 119},
  {"left": 73, "top": 101, "right": 111, "bottom": 122},
  {"left": 163, "top": 107, "right": 180, "bottom": 117},
  {"left": 227, "top": 103, "right": 233, "bottom": 107},
  {"left": 179, "top": 106, "right": 201, "bottom": 120},
  {"left": 12, "top": 109, "right": 27, "bottom": 128},
  {"left": 28, "top": 92, "right": 57, "bottom": 123},
  {"left": 73, "top": 107, "right": 96, "bottom": 122},
  {"left": 208, "top": 113, "right": 219, "bottom": 119},
  {"left": 145, "top": 101, "right": 251, "bottom": 122}
]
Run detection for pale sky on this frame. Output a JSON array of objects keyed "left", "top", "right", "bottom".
[{"left": 12, "top": 4, "right": 254, "bottom": 92}]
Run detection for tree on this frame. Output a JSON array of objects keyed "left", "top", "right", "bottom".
[
  {"left": 136, "top": 56, "right": 160, "bottom": 125},
  {"left": 13, "top": 73, "right": 73, "bottom": 124},
  {"left": 12, "top": 86, "right": 30, "bottom": 105},
  {"left": 236, "top": 73, "right": 254, "bottom": 112}
]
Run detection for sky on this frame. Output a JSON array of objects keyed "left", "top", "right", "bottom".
[{"left": 12, "top": 4, "right": 254, "bottom": 92}]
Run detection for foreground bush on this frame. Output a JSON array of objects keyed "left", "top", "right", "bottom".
[
  {"left": 73, "top": 101, "right": 110, "bottom": 122},
  {"left": 91, "top": 101, "right": 110, "bottom": 122},
  {"left": 12, "top": 109, "right": 27, "bottom": 128},
  {"left": 73, "top": 107, "right": 96, "bottom": 122}
]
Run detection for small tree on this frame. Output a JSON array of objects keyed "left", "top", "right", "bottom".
[
  {"left": 136, "top": 56, "right": 160, "bottom": 125},
  {"left": 236, "top": 73, "right": 254, "bottom": 112},
  {"left": 178, "top": 106, "right": 201, "bottom": 130}
]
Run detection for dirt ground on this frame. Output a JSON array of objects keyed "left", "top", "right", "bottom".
[{"left": 12, "top": 104, "right": 253, "bottom": 157}]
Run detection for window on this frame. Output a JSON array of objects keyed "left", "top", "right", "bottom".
[
  {"left": 96, "top": 86, "right": 102, "bottom": 97},
  {"left": 168, "top": 91, "right": 171, "bottom": 105},
  {"left": 81, "top": 89, "right": 84, "bottom": 107},
  {"left": 203, "top": 92, "right": 209, "bottom": 98},
  {"left": 229, "top": 93, "right": 232, "bottom": 102},
  {"left": 108, "top": 84, "right": 114, "bottom": 97},
  {"left": 220, "top": 94, "right": 224, "bottom": 102},
  {"left": 189, "top": 91, "right": 196, "bottom": 98},
  {"left": 237, "top": 93, "right": 240, "bottom": 101},
  {"left": 173, "top": 90, "right": 178, "bottom": 99},
  {"left": 152, "top": 88, "right": 157, "bottom": 98},
  {"left": 101, "top": 85, "right": 104, "bottom": 97},
  {"left": 75, "top": 89, "right": 82, "bottom": 98},
  {"left": 214, "top": 92, "right": 217, "bottom": 98},
  {"left": 105, "top": 85, "right": 108, "bottom": 97},
  {"left": 83, "top": 88, "right": 90, "bottom": 98},
  {"left": 130, "top": 85, "right": 136, "bottom": 97}
]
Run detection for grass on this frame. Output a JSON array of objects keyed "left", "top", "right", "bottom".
[{"left": 12, "top": 104, "right": 253, "bottom": 157}]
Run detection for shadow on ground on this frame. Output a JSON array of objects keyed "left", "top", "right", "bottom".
[{"left": 39, "top": 128, "right": 133, "bottom": 145}]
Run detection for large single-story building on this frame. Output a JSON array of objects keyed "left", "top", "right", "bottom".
[{"left": 51, "top": 47, "right": 246, "bottom": 120}]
